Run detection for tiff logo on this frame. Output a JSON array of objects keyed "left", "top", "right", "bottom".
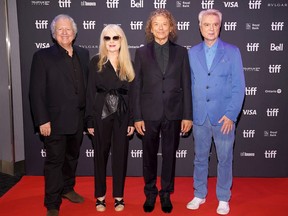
[
  {"left": 106, "top": 0, "right": 119, "bottom": 8},
  {"left": 264, "top": 150, "right": 277, "bottom": 158},
  {"left": 86, "top": 149, "right": 94, "bottom": 157},
  {"left": 201, "top": 0, "right": 214, "bottom": 9},
  {"left": 35, "top": 20, "right": 48, "bottom": 29},
  {"left": 271, "top": 22, "right": 284, "bottom": 31},
  {"left": 266, "top": 108, "right": 279, "bottom": 117},
  {"left": 223, "top": 1, "right": 238, "bottom": 7},
  {"left": 270, "top": 43, "right": 284, "bottom": 51},
  {"left": 269, "top": 65, "right": 281, "bottom": 73},
  {"left": 245, "top": 87, "right": 257, "bottom": 95},
  {"left": 248, "top": 0, "right": 261, "bottom": 9},
  {"left": 131, "top": 0, "right": 143, "bottom": 8},
  {"left": 41, "top": 149, "right": 46, "bottom": 157},
  {"left": 224, "top": 22, "right": 237, "bottom": 31},
  {"left": 58, "top": 0, "right": 71, "bottom": 7},
  {"left": 176, "top": 150, "right": 187, "bottom": 158},
  {"left": 243, "top": 130, "right": 255, "bottom": 138},
  {"left": 131, "top": 150, "right": 143, "bottom": 158},
  {"left": 247, "top": 43, "right": 259, "bottom": 51},
  {"left": 177, "top": 21, "right": 190, "bottom": 30},
  {"left": 130, "top": 21, "right": 143, "bottom": 30},
  {"left": 154, "top": 0, "right": 167, "bottom": 8},
  {"left": 83, "top": 21, "right": 96, "bottom": 29}
]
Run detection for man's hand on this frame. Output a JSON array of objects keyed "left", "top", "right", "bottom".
[
  {"left": 127, "top": 126, "right": 135, "bottom": 136},
  {"left": 218, "top": 115, "right": 233, "bottom": 134},
  {"left": 88, "top": 128, "right": 94, "bottom": 136},
  {"left": 134, "top": 121, "right": 145, "bottom": 136},
  {"left": 39, "top": 122, "right": 51, "bottom": 137},
  {"left": 181, "top": 120, "right": 193, "bottom": 134}
]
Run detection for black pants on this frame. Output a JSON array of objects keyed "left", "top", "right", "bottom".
[
  {"left": 43, "top": 118, "right": 84, "bottom": 210},
  {"left": 142, "top": 118, "right": 181, "bottom": 199},
  {"left": 93, "top": 113, "right": 129, "bottom": 198}
]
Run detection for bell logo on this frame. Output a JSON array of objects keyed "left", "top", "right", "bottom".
[
  {"left": 270, "top": 43, "right": 284, "bottom": 51},
  {"left": 131, "top": 0, "right": 143, "bottom": 8}
]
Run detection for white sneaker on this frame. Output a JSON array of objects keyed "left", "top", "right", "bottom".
[
  {"left": 217, "top": 201, "right": 230, "bottom": 215},
  {"left": 186, "top": 197, "right": 206, "bottom": 210}
]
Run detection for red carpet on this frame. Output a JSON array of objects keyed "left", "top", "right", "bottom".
[{"left": 0, "top": 176, "right": 287, "bottom": 216}]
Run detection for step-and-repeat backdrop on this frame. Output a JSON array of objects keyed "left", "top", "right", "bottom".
[{"left": 17, "top": 0, "right": 288, "bottom": 177}]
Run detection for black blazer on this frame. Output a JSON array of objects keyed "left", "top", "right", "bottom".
[
  {"left": 29, "top": 44, "right": 90, "bottom": 134},
  {"left": 132, "top": 41, "right": 192, "bottom": 121}
]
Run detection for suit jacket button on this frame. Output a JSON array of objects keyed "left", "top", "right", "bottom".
[
  {"left": 208, "top": 73, "right": 211, "bottom": 76},
  {"left": 207, "top": 99, "right": 210, "bottom": 102}
]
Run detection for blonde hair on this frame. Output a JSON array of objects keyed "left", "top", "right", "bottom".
[
  {"left": 97, "top": 24, "right": 135, "bottom": 82},
  {"left": 145, "top": 9, "right": 177, "bottom": 43}
]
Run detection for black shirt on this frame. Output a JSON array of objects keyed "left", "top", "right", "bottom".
[{"left": 154, "top": 40, "right": 169, "bottom": 74}]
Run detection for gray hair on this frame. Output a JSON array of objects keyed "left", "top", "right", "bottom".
[
  {"left": 50, "top": 14, "right": 77, "bottom": 39},
  {"left": 198, "top": 9, "right": 222, "bottom": 26}
]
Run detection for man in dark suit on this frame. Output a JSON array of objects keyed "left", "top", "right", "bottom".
[
  {"left": 29, "top": 14, "right": 89, "bottom": 216},
  {"left": 132, "top": 9, "right": 192, "bottom": 213}
]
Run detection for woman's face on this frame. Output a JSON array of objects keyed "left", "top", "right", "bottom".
[{"left": 103, "top": 30, "right": 121, "bottom": 53}]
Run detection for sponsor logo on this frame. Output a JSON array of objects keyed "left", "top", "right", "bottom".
[
  {"left": 246, "top": 23, "right": 260, "bottom": 30},
  {"left": 266, "top": 108, "right": 279, "bottom": 117},
  {"left": 154, "top": 0, "right": 167, "bottom": 8},
  {"left": 130, "top": 21, "right": 143, "bottom": 30},
  {"left": 269, "top": 65, "right": 281, "bottom": 73},
  {"left": 248, "top": 0, "right": 261, "bottom": 9},
  {"left": 31, "top": 1, "right": 50, "bottom": 6},
  {"left": 240, "top": 152, "right": 255, "bottom": 157},
  {"left": 176, "top": 1, "right": 191, "bottom": 8},
  {"left": 81, "top": 1, "right": 96, "bottom": 6},
  {"left": 86, "top": 149, "right": 94, "bottom": 157},
  {"left": 243, "top": 130, "right": 255, "bottom": 138},
  {"left": 58, "top": 0, "right": 71, "bottom": 7},
  {"left": 270, "top": 43, "right": 284, "bottom": 51},
  {"left": 35, "top": 43, "right": 50, "bottom": 49},
  {"left": 177, "top": 21, "right": 190, "bottom": 30},
  {"left": 131, "top": 0, "right": 144, "bottom": 8},
  {"left": 35, "top": 20, "right": 48, "bottom": 29},
  {"left": 128, "top": 44, "right": 145, "bottom": 49},
  {"left": 265, "top": 89, "right": 282, "bottom": 94},
  {"left": 224, "top": 22, "right": 237, "bottom": 31},
  {"left": 247, "top": 43, "right": 259, "bottom": 51},
  {"left": 245, "top": 87, "right": 257, "bottom": 95},
  {"left": 271, "top": 22, "right": 284, "bottom": 31},
  {"left": 243, "top": 67, "right": 260, "bottom": 72},
  {"left": 264, "top": 131, "right": 278, "bottom": 137},
  {"left": 83, "top": 20, "right": 96, "bottom": 29},
  {"left": 267, "top": 3, "right": 287, "bottom": 7},
  {"left": 223, "top": 1, "right": 238, "bottom": 7},
  {"left": 243, "top": 109, "right": 257, "bottom": 115},
  {"left": 106, "top": 0, "right": 120, "bottom": 8},
  {"left": 264, "top": 150, "right": 277, "bottom": 158},
  {"left": 78, "top": 44, "right": 98, "bottom": 49}
]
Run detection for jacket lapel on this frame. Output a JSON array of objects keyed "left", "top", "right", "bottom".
[
  {"left": 210, "top": 39, "right": 225, "bottom": 72},
  {"left": 197, "top": 43, "right": 208, "bottom": 71}
]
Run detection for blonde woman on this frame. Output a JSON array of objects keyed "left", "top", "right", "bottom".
[{"left": 85, "top": 24, "right": 135, "bottom": 212}]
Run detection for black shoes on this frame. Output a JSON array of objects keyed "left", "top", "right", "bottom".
[
  {"left": 62, "top": 191, "right": 84, "bottom": 203},
  {"left": 46, "top": 209, "right": 59, "bottom": 216},
  {"left": 160, "top": 196, "right": 173, "bottom": 213},
  {"left": 143, "top": 197, "right": 156, "bottom": 212}
]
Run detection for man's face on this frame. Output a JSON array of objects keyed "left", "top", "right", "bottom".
[
  {"left": 200, "top": 14, "right": 220, "bottom": 46},
  {"left": 151, "top": 15, "right": 171, "bottom": 45},
  {"left": 54, "top": 18, "right": 75, "bottom": 48}
]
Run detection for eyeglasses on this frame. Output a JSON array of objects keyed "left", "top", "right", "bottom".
[{"left": 103, "top": 36, "right": 121, "bottom": 41}]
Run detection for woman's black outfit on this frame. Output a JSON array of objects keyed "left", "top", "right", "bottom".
[{"left": 86, "top": 55, "right": 133, "bottom": 198}]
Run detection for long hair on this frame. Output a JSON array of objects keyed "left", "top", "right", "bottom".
[
  {"left": 50, "top": 14, "right": 77, "bottom": 39},
  {"left": 145, "top": 9, "right": 177, "bottom": 43},
  {"left": 97, "top": 24, "right": 135, "bottom": 82}
]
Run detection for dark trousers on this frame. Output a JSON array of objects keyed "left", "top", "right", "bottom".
[
  {"left": 43, "top": 118, "right": 84, "bottom": 210},
  {"left": 142, "top": 118, "right": 181, "bottom": 199},
  {"left": 93, "top": 113, "right": 129, "bottom": 198}
]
